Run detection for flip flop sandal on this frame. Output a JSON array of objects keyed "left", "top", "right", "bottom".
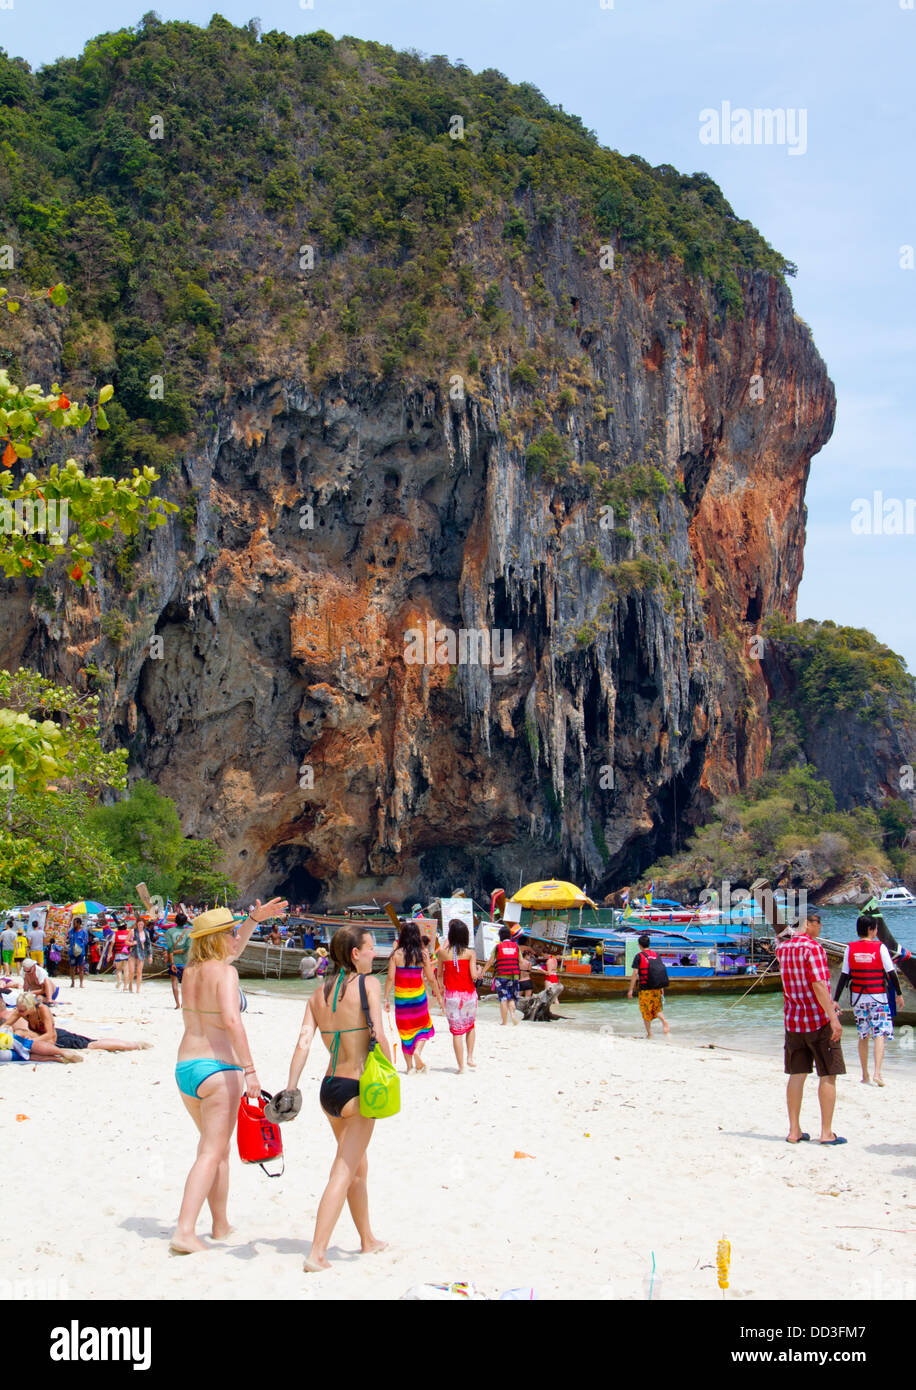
[
  {"left": 785, "top": 1133, "right": 810, "bottom": 1143},
  {"left": 820, "top": 1136, "right": 847, "bottom": 1145},
  {"left": 264, "top": 1088, "right": 302, "bottom": 1123}
]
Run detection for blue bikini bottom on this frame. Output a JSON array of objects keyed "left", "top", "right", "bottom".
[{"left": 175, "top": 1058, "right": 242, "bottom": 1098}]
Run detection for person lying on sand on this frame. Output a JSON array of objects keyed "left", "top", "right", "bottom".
[
  {"left": 0, "top": 1022, "right": 85, "bottom": 1064},
  {"left": 10, "top": 993, "right": 153, "bottom": 1053}
]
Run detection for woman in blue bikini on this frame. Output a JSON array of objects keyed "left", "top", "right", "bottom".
[
  {"left": 171, "top": 896, "right": 287, "bottom": 1256},
  {"left": 284, "top": 923, "right": 391, "bottom": 1272}
]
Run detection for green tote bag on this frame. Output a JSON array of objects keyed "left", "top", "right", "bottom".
[{"left": 357, "top": 973, "right": 401, "bottom": 1118}]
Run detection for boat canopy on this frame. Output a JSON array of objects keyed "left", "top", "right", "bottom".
[{"left": 561, "top": 923, "right": 757, "bottom": 947}]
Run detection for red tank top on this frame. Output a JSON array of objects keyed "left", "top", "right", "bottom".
[{"left": 443, "top": 954, "right": 474, "bottom": 992}]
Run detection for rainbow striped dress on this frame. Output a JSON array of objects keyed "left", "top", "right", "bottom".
[{"left": 394, "top": 965, "right": 434, "bottom": 1055}]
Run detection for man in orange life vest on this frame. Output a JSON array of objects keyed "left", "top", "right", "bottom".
[{"left": 833, "top": 914, "right": 902, "bottom": 1087}]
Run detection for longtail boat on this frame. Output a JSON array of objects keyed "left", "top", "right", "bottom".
[
  {"left": 519, "top": 923, "right": 783, "bottom": 1002},
  {"left": 150, "top": 906, "right": 403, "bottom": 982},
  {"left": 233, "top": 908, "right": 401, "bottom": 980}
]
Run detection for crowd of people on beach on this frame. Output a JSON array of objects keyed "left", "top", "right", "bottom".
[
  {"left": 5, "top": 888, "right": 908, "bottom": 1276},
  {"left": 0, "top": 900, "right": 232, "bottom": 1064},
  {"left": 2, "top": 909, "right": 168, "bottom": 988},
  {"left": 1, "top": 912, "right": 155, "bottom": 1065}
]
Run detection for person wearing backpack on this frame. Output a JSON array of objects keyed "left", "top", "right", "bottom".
[
  {"left": 67, "top": 917, "right": 89, "bottom": 989},
  {"left": 627, "top": 932, "right": 671, "bottom": 1037}
]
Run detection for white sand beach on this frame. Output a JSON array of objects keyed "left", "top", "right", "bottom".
[{"left": 2, "top": 978, "right": 913, "bottom": 1301}]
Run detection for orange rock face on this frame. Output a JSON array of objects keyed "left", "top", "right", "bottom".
[{"left": 4, "top": 254, "right": 834, "bottom": 906}]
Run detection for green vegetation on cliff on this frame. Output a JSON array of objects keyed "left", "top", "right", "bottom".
[
  {"left": 636, "top": 768, "right": 900, "bottom": 898},
  {"left": 631, "top": 620, "right": 916, "bottom": 896},
  {"left": 765, "top": 615, "right": 915, "bottom": 735},
  {"left": 1, "top": 16, "right": 794, "bottom": 472}
]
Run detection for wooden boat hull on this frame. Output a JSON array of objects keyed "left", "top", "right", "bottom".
[
  {"left": 235, "top": 942, "right": 308, "bottom": 979},
  {"left": 148, "top": 943, "right": 304, "bottom": 981},
  {"left": 527, "top": 966, "right": 782, "bottom": 1001},
  {"left": 151, "top": 937, "right": 391, "bottom": 982}
]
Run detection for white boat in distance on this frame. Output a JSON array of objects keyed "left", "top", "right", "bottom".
[{"left": 877, "top": 885, "right": 916, "bottom": 908}]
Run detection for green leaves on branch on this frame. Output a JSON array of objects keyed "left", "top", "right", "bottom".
[
  {"left": 0, "top": 826, "right": 52, "bottom": 888},
  {"left": 86, "top": 780, "right": 239, "bottom": 902},
  {"left": 0, "top": 708, "right": 65, "bottom": 794},
  {"left": 0, "top": 667, "right": 128, "bottom": 796},
  {"left": 0, "top": 792, "right": 127, "bottom": 902},
  {"left": 0, "top": 457, "right": 178, "bottom": 583},
  {"left": 0, "top": 283, "right": 66, "bottom": 311},
  {"left": 0, "top": 360, "right": 178, "bottom": 584}
]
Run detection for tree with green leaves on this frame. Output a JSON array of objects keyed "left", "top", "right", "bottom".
[
  {"left": 878, "top": 797, "right": 914, "bottom": 850},
  {"left": 175, "top": 837, "right": 238, "bottom": 904},
  {"left": 0, "top": 668, "right": 130, "bottom": 905},
  {"left": 86, "top": 779, "right": 184, "bottom": 900},
  {"left": 0, "top": 791, "right": 127, "bottom": 903},
  {"left": 0, "top": 286, "right": 176, "bottom": 782},
  {"left": 0, "top": 282, "right": 177, "bottom": 580},
  {"left": 0, "top": 667, "right": 127, "bottom": 797},
  {"left": 84, "top": 780, "right": 238, "bottom": 903}
]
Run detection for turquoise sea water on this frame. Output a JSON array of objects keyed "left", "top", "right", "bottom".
[{"left": 248, "top": 906, "right": 916, "bottom": 1075}]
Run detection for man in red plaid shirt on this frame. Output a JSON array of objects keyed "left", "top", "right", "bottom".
[{"left": 776, "top": 912, "right": 847, "bottom": 1145}]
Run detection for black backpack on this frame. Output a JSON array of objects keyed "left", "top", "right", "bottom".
[{"left": 643, "top": 955, "right": 669, "bottom": 990}]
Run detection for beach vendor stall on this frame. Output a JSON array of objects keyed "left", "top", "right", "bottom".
[{"left": 43, "top": 906, "right": 72, "bottom": 975}]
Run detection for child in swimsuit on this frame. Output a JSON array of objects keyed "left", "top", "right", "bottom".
[{"left": 284, "top": 923, "right": 392, "bottom": 1273}]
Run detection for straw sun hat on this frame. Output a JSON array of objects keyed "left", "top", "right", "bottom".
[{"left": 188, "top": 907, "right": 238, "bottom": 939}]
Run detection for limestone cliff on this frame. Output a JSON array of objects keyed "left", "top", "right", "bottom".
[
  {"left": 762, "top": 625, "right": 916, "bottom": 814},
  {"left": 3, "top": 228, "right": 835, "bottom": 905}
]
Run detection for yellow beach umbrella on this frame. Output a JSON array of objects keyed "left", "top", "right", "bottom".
[{"left": 511, "top": 880, "right": 596, "bottom": 910}]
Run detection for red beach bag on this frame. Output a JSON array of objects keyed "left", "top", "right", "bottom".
[{"left": 236, "top": 1090, "right": 284, "bottom": 1177}]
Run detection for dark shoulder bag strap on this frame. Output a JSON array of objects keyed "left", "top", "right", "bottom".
[{"left": 358, "top": 973, "right": 378, "bottom": 1050}]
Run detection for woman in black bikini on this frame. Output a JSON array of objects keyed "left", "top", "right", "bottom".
[{"left": 284, "top": 923, "right": 391, "bottom": 1273}]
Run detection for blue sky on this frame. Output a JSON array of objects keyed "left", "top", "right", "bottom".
[{"left": 4, "top": 0, "right": 915, "bottom": 670}]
